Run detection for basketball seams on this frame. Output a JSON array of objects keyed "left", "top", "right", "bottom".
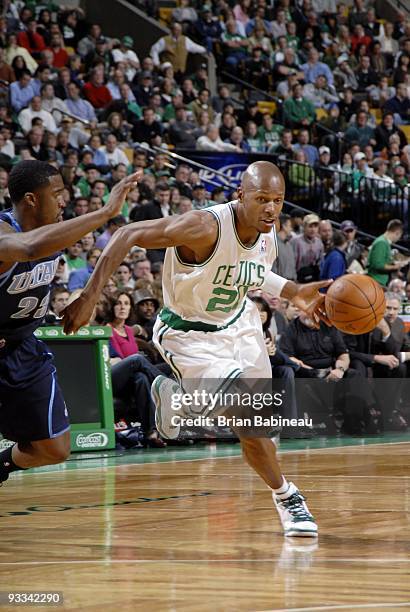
[{"left": 325, "top": 274, "right": 386, "bottom": 334}]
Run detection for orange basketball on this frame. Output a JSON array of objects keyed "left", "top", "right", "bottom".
[{"left": 324, "top": 274, "right": 386, "bottom": 335}]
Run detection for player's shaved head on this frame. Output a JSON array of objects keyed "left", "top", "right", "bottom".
[{"left": 241, "top": 161, "right": 285, "bottom": 193}]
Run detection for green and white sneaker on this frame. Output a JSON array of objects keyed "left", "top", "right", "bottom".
[
  {"left": 273, "top": 482, "right": 318, "bottom": 538},
  {"left": 152, "top": 375, "right": 182, "bottom": 440}
]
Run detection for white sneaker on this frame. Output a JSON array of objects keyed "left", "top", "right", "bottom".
[
  {"left": 151, "top": 375, "right": 182, "bottom": 440},
  {"left": 273, "top": 482, "right": 318, "bottom": 538}
]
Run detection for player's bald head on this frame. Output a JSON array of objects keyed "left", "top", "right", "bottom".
[{"left": 241, "top": 161, "right": 285, "bottom": 193}]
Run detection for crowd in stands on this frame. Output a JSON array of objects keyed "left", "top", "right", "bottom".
[{"left": 1, "top": 0, "right": 410, "bottom": 443}]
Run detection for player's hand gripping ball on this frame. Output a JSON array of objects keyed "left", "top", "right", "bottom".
[{"left": 325, "top": 274, "right": 386, "bottom": 335}]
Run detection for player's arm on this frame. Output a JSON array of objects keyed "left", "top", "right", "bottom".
[
  {"left": 261, "top": 271, "right": 332, "bottom": 327},
  {"left": 62, "top": 210, "right": 218, "bottom": 334},
  {"left": 0, "top": 172, "right": 142, "bottom": 264}
]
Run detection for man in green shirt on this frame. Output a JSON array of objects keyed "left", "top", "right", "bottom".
[
  {"left": 283, "top": 83, "right": 316, "bottom": 129},
  {"left": 367, "top": 219, "right": 407, "bottom": 286},
  {"left": 257, "top": 113, "right": 283, "bottom": 151}
]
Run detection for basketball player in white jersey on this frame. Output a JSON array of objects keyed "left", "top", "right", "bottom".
[{"left": 63, "top": 161, "right": 331, "bottom": 537}]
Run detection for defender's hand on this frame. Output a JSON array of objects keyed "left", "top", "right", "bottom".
[{"left": 105, "top": 170, "right": 143, "bottom": 218}]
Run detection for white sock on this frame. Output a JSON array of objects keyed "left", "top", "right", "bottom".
[{"left": 274, "top": 477, "right": 289, "bottom": 496}]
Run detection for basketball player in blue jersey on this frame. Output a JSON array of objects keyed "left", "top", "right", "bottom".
[
  {"left": 63, "top": 161, "right": 331, "bottom": 537},
  {"left": 0, "top": 160, "right": 141, "bottom": 485}
]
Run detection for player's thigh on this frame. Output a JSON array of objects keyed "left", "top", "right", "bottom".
[
  {"left": 0, "top": 369, "right": 70, "bottom": 443},
  {"left": 234, "top": 307, "right": 272, "bottom": 379},
  {"left": 153, "top": 321, "right": 242, "bottom": 384}
]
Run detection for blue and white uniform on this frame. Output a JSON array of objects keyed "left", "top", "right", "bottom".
[{"left": 0, "top": 210, "right": 69, "bottom": 442}]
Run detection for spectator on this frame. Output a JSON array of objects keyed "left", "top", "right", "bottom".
[
  {"left": 319, "top": 219, "right": 333, "bottom": 253},
  {"left": 303, "top": 75, "right": 339, "bottom": 109},
  {"left": 257, "top": 113, "right": 283, "bottom": 151},
  {"left": 221, "top": 19, "right": 249, "bottom": 72},
  {"left": 283, "top": 82, "right": 316, "bottom": 129},
  {"left": 272, "top": 213, "right": 297, "bottom": 281},
  {"left": 132, "top": 106, "right": 162, "bottom": 146},
  {"left": 82, "top": 68, "right": 113, "bottom": 110},
  {"left": 340, "top": 220, "right": 362, "bottom": 268},
  {"left": 375, "top": 112, "right": 407, "bottom": 152},
  {"left": 17, "top": 19, "right": 46, "bottom": 59},
  {"left": 107, "top": 291, "right": 166, "bottom": 448},
  {"left": 384, "top": 82, "right": 410, "bottom": 125},
  {"left": 112, "top": 36, "right": 140, "bottom": 82},
  {"left": 293, "top": 129, "right": 319, "bottom": 166},
  {"left": 100, "top": 133, "right": 129, "bottom": 167},
  {"left": 150, "top": 22, "right": 206, "bottom": 77},
  {"left": 115, "top": 262, "right": 135, "bottom": 290},
  {"left": 291, "top": 213, "right": 324, "bottom": 283},
  {"left": 320, "top": 229, "right": 347, "bottom": 280},
  {"left": 18, "top": 95, "right": 57, "bottom": 135},
  {"left": 133, "top": 290, "right": 160, "bottom": 340},
  {"left": 68, "top": 247, "right": 101, "bottom": 291},
  {"left": 9, "top": 69, "right": 35, "bottom": 113},
  {"left": 95, "top": 215, "right": 127, "bottom": 249},
  {"left": 44, "top": 287, "right": 70, "bottom": 325},
  {"left": 345, "top": 110, "right": 375, "bottom": 148},
  {"left": 197, "top": 124, "right": 239, "bottom": 152},
  {"left": 168, "top": 106, "right": 197, "bottom": 149},
  {"left": 301, "top": 48, "right": 334, "bottom": 87},
  {"left": 5, "top": 32, "right": 38, "bottom": 75},
  {"left": 27, "top": 126, "right": 49, "bottom": 161},
  {"left": 333, "top": 55, "right": 358, "bottom": 90},
  {"left": 368, "top": 219, "right": 408, "bottom": 287},
  {"left": 191, "top": 88, "right": 215, "bottom": 124},
  {"left": 355, "top": 55, "right": 378, "bottom": 92}
]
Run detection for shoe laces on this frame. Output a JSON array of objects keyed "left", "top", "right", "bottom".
[{"left": 279, "top": 492, "right": 313, "bottom": 522}]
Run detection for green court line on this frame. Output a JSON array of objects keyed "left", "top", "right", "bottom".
[{"left": 25, "top": 432, "right": 410, "bottom": 476}]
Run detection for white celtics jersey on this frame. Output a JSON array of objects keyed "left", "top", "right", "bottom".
[{"left": 160, "top": 202, "right": 278, "bottom": 330}]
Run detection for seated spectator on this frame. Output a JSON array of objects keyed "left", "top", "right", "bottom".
[
  {"left": 112, "top": 36, "right": 140, "bottom": 82},
  {"left": 65, "top": 81, "right": 97, "bottom": 124},
  {"left": 131, "top": 106, "right": 162, "bottom": 147},
  {"left": 18, "top": 94, "right": 58, "bottom": 134},
  {"left": 291, "top": 213, "right": 323, "bottom": 283},
  {"left": 355, "top": 55, "right": 378, "bottom": 92},
  {"left": 221, "top": 19, "right": 249, "bottom": 72},
  {"left": 195, "top": 5, "right": 223, "bottom": 53},
  {"left": 333, "top": 55, "right": 358, "bottom": 90},
  {"left": 5, "top": 32, "right": 38, "bottom": 75},
  {"left": 257, "top": 113, "right": 283, "bottom": 151},
  {"left": 320, "top": 229, "right": 347, "bottom": 280},
  {"left": 292, "top": 128, "right": 319, "bottom": 166},
  {"left": 133, "top": 289, "right": 159, "bottom": 340},
  {"left": 68, "top": 247, "right": 101, "bottom": 291},
  {"left": 318, "top": 218, "right": 333, "bottom": 253},
  {"left": 350, "top": 24, "right": 371, "bottom": 54},
  {"left": 374, "top": 112, "right": 407, "bottom": 152},
  {"left": 345, "top": 110, "right": 375, "bottom": 148},
  {"left": 280, "top": 313, "right": 377, "bottom": 434},
  {"left": 301, "top": 48, "right": 334, "bottom": 87},
  {"left": 283, "top": 82, "right": 316, "bottom": 129},
  {"left": 384, "top": 82, "right": 410, "bottom": 125},
  {"left": 95, "top": 215, "right": 127, "bottom": 249},
  {"left": 191, "top": 88, "right": 215, "bottom": 125},
  {"left": 196, "top": 124, "right": 239, "bottom": 152},
  {"left": 17, "top": 18, "right": 46, "bottom": 59},
  {"left": 99, "top": 133, "right": 129, "bottom": 167},
  {"left": 107, "top": 291, "right": 166, "bottom": 447},
  {"left": 168, "top": 106, "right": 197, "bottom": 149},
  {"left": 9, "top": 69, "right": 35, "bottom": 113},
  {"left": 44, "top": 286, "right": 70, "bottom": 325},
  {"left": 27, "top": 126, "right": 49, "bottom": 161},
  {"left": 303, "top": 75, "right": 339, "bottom": 109},
  {"left": 49, "top": 33, "right": 69, "bottom": 68},
  {"left": 82, "top": 67, "right": 113, "bottom": 110},
  {"left": 368, "top": 74, "right": 395, "bottom": 109},
  {"left": 133, "top": 258, "right": 154, "bottom": 283},
  {"left": 115, "top": 262, "right": 135, "bottom": 291}
]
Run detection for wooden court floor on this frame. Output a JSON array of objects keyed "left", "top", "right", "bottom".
[{"left": 1, "top": 440, "right": 410, "bottom": 611}]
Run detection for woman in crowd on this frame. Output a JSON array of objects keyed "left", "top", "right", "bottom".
[{"left": 106, "top": 291, "right": 166, "bottom": 448}]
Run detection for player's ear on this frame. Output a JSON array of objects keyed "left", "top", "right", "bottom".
[
  {"left": 237, "top": 187, "right": 243, "bottom": 203},
  {"left": 23, "top": 191, "right": 37, "bottom": 208}
]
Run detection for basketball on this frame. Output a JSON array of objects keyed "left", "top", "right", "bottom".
[{"left": 325, "top": 274, "right": 386, "bottom": 335}]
